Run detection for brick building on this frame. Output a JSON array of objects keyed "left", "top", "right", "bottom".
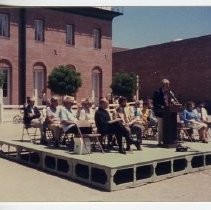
[
  {"left": 113, "top": 35, "right": 211, "bottom": 110},
  {"left": 0, "top": 7, "right": 121, "bottom": 105}
]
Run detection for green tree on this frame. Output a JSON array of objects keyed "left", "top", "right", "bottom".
[
  {"left": 48, "top": 65, "right": 82, "bottom": 96},
  {"left": 110, "top": 72, "right": 137, "bottom": 101}
]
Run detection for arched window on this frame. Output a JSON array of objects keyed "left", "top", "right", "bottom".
[
  {"left": 33, "top": 62, "right": 46, "bottom": 105},
  {"left": 66, "top": 64, "right": 76, "bottom": 70},
  {"left": 91, "top": 67, "right": 102, "bottom": 105},
  {"left": 0, "top": 59, "right": 11, "bottom": 104}
]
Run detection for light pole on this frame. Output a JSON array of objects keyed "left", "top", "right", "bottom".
[{"left": 136, "top": 74, "right": 139, "bottom": 101}]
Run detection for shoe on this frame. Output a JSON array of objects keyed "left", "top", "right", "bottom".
[
  {"left": 118, "top": 148, "right": 126, "bottom": 154},
  {"left": 202, "top": 139, "right": 208, "bottom": 143},
  {"left": 135, "top": 143, "right": 141, "bottom": 151},
  {"left": 53, "top": 141, "right": 60, "bottom": 148},
  {"left": 126, "top": 146, "right": 131, "bottom": 151},
  {"left": 40, "top": 140, "right": 48, "bottom": 145},
  {"left": 107, "top": 144, "right": 113, "bottom": 151}
]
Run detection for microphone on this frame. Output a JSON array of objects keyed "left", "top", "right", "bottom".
[{"left": 169, "top": 90, "right": 179, "bottom": 104}]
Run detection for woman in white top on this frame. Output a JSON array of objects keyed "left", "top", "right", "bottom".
[
  {"left": 76, "top": 98, "right": 95, "bottom": 124},
  {"left": 193, "top": 102, "right": 209, "bottom": 139},
  {"left": 46, "top": 96, "right": 62, "bottom": 145}
]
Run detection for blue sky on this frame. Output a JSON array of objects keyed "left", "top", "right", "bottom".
[{"left": 112, "top": 6, "right": 211, "bottom": 49}]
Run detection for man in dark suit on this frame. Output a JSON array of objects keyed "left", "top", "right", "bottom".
[
  {"left": 153, "top": 79, "right": 171, "bottom": 145},
  {"left": 95, "top": 98, "right": 136, "bottom": 154},
  {"left": 23, "top": 97, "right": 43, "bottom": 140},
  {"left": 23, "top": 97, "right": 41, "bottom": 126}
]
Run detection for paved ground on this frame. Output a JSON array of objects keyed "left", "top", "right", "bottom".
[
  {"left": 1, "top": 110, "right": 211, "bottom": 202},
  {"left": 1, "top": 157, "right": 211, "bottom": 202}
]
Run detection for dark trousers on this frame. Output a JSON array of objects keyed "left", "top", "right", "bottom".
[
  {"left": 130, "top": 123, "right": 142, "bottom": 144},
  {"left": 105, "top": 121, "right": 132, "bottom": 149}
]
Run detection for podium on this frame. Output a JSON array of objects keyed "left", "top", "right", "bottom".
[{"left": 162, "top": 103, "right": 182, "bottom": 147}]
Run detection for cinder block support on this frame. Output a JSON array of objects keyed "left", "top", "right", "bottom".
[
  {"left": 17, "top": 146, "right": 43, "bottom": 168},
  {"left": 153, "top": 159, "right": 173, "bottom": 182},
  {"left": 172, "top": 157, "right": 188, "bottom": 177},
  {"left": 204, "top": 152, "right": 211, "bottom": 170},
  {"left": 90, "top": 163, "right": 111, "bottom": 191},
  {"left": 185, "top": 155, "right": 193, "bottom": 173},
  {"left": 42, "top": 152, "right": 72, "bottom": 178},
  {"left": 72, "top": 159, "right": 91, "bottom": 185},
  {"left": 190, "top": 154, "right": 205, "bottom": 172},
  {"left": 0, "top": 142, "right": 19, "bottom": 161},
  {"left": 134, "top": 162, "right": 154, "bottom": 187},
  {"left": 109, "top": 166, "right": 134, "bottom": 191}
]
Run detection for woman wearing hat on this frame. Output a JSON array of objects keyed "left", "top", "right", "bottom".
[{"left": 76, "top": 98, "right": 95, "bottom": 123}]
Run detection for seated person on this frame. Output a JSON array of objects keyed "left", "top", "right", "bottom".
[
  {"left": 181, "top": 101, "right": 208, "bottom": 143},
  {"left": 141, "top": 100, "right": 158, "bottom": 137},
  {"left": 76, "top": 98, "right": 95, "bottom": 124},
  {"left": 45, "top": 96, "right": 62, "bottom": 146},
  {"left": 147, "top": 99, "right": 158, "bottom": 127},
  {"left": 131, "top": 100, "right": 142, "bottom": 120},
  {"left": 112, "top": 97, "right": 142, "bottom": 151},
  {"left": 60, "top": 96, "right": 79, "bottom": 135},
  {"left": 23, "top": 97, "right": 43, "bottom": 138},
  {"left": 95, "top": 98, "right": 137, "bottom": 154},
  {"left": 193, "top": 102, "right": 209, "bottom": 139}
]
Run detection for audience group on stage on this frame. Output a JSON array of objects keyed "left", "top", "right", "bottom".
[
  {"left": 22, "top": 88, "right": 210, "bottom": 154},
  {"left": 179, "top": 101, "right": 210, "bottom": 143},
  {"left": 22, "top": 95, "right": 159, "bottom": 154}
]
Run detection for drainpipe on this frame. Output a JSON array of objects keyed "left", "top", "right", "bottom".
[{"left": 18, "top": 8, "right": 26, "bottom": 105}]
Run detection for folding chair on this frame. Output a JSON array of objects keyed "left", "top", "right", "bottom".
[
  {"left": 142, "top": 124, "right": 158, "bottom": 140},
  {"left": 76, "top": 120, "right": 104, "bottom": 153},
  {"left": 21, "top": 124, "right": 38, "bottom": 143},
  {"left": 177, "top": 122, "right": 194, "bottom": 142}
]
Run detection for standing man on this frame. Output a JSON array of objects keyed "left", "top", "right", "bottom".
[{"left": 153, "top": 79, "right": 175, "bottom": 146}]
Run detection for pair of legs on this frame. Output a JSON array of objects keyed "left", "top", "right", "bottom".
[
  {"left": 106, "top": 121, "right": 141, "bottom": 154},
  {"left": 157, "top": 117, "right": 163, "bottom": 144},
  {"left": 189, "top": 121, "right": 208, "bottom": 143},
  {"left": 48, "top": 123, "right": 63, "bottom": 143},
  {"left": 29, "top": 119, "right": 43, "bottom": 141},
  {"left": 198, "top": 126, "right": 208, "bottom": 142}
]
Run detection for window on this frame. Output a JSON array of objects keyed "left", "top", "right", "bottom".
[
  {"left": 66, "top": 24, "right": 75, "bottom": 46},
  {"left": 0, "top": 68, "right": 10, "bottom": 100},
  {"left": 33, "top": 63, "right": 46, "bottom": 105},
  {"left": 93, "top": 28, "right": 101, "bottom": 49},
  {"left": 0, "top": 13, "right": 9, "bottom": 37},
  {"left": 92, "top": 68, "right": 102, "bottom": 105},
  {"left": 34, "top": 19, "right": 44, "bottom": 41}
]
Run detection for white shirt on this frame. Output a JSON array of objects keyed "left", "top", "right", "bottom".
[
  {"left": 60, "top": 106, "right": 78, "bottom": 132},
  {"left": 46, "top": 105, "right": 61, "bottom": 124}
]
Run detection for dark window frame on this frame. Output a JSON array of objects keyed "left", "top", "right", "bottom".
[
  {"left": 93, "top": 28, "right": 101, "bottom": 49},
  {"left": 0, "top": 13, "right": 10, "bottom": 38},
  {"left": 66, "top": 24, "right": 75, "bottom": 46},
  {"left": 34, "top": 19, "right": 44, "bottom": 42}
]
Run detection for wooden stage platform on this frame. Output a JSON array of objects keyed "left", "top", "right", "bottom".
[{"left": 1, "top": 127, "right": 211, "bottom": 191}]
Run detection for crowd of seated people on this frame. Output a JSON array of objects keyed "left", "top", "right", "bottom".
[
  {"left": 22, "top": 94, "right": 210, "bottom": 153},
  {"left": 179, "top": 101, "right": 208, "bottom": 143}
]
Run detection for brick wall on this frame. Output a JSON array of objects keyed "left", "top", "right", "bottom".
[
  {"left": 25, "top": 8, "right": 112, "bottom": 102},
  {"left": 113, "top": 35, "right": 211, "bottom": 111},
  {"left": 0, "top": 8, "right": 114, "bottom": 104},
  {"left": 0, "top": 8, "right": 20, "bottom": 104}
]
